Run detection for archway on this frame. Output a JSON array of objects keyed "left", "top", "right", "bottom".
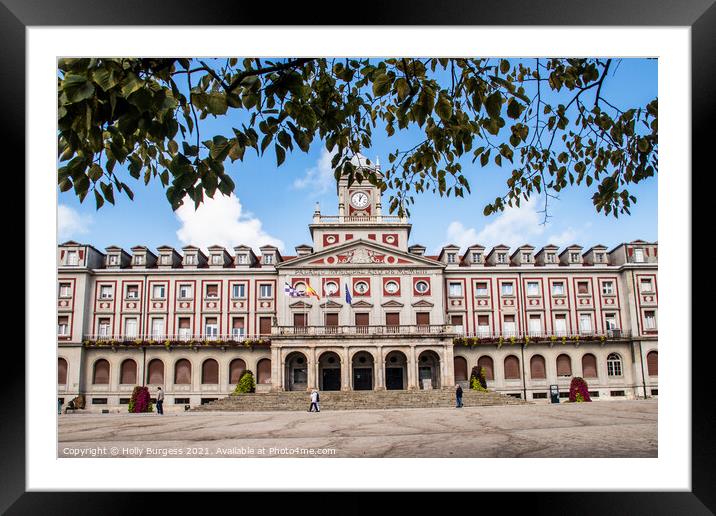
[
  {"left": 120, "top": 359, "right": 137, "bottom": 384},
  {"left": 384, "top": 350, "right": 408, "bottom": 390},
  {"left": 256, "top": 358, "right": 271, "bottom": 385},
  {"left": 229, "top": 359, "right": 247, "bottom": 384},
  {"left": 318, "top": 351, "right": 341, "bottom": 391},
  {"left": 351, "top": 351, "right": 374, "bottom": 390},
  {"left": 147, "top": 359, "right": 164, "bottom": 385},
  {"left": 453, "top": 356, "right": 468, "bottom": 383},
  {"left": 58, "top": 357, "right": 68, "bottom": 385},
  {"left": 417, "top": 350, "right": 441, "bottom": 389},
  {"left": 284, "top": 351, "right": 308, "bottom": 391}
]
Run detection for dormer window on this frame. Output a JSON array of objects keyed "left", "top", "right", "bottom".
[
  {"left": 447, "top": 253, "right": 456, "bottom": 264},
  {"left": 108, "top": 255, "right": 118, "bottom": 265},
  {"left": 570, "top": 252, "right": 580, "bottom": 263},
  {"left": 212, "top": 255, "right": 222, "bottom": 265},
  {"left": 184, "top": 254, "right": 195, "bottom": 265},
  {"left": 595, "top": 252, "right": 605, "bottom": 263},
  {"left": 237, "top": 254, "right": 248, "bottom": 265},
  {"left": 66, "top": 251, "right": 79, "bottom": 266},
  {"left": 264, "top": 254, "right": 273, "bottom": 265},
  {"left": 472, "top": 252, "right": 482, "bottom": 263},
  {"left": 546, "top": 253, "right": 556, "bottom": 263},
  {"left": 634, "top": 248, "right": 645, "bottom": 263},
  {"left": 134, "top": 255, "right": 144, "bottom": 265},
  {"left": 160, "top": 255, "right": 171, "bottom": 265},
  {"left": 522, "top": 253, "right": 531, "bottom": 263},
  {"left": 497, "top": 253, "right": 506, "bottom": 264}
]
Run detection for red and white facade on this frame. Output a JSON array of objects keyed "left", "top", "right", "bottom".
[{"left": 57, "top": 156, "right": 658, "bottom": 410}]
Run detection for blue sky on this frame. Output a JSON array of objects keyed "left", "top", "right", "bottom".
[{"left": 58, "top": 58, "right": 657, "bottom": 255}]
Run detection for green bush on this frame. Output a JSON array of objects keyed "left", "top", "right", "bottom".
[
  {"left": 234, "top": 370, "right": 256, "bottom": 394},
  {"left": 469, "top": 366, "right": 488, "bottom": 392}
]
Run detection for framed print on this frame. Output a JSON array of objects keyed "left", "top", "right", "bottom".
[{"left": 7, "top": 0, "right": 712, "bottom": 512}]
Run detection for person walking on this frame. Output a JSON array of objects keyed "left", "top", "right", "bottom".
[
  {"left": 308, "top": 389, "right": 320, "bottom": 412},
  {"left": 156, "top": 387, "right": 164, "bottom": 415},
  {"left": 455, "top": 383, "right": 464, "bottom": 408}
]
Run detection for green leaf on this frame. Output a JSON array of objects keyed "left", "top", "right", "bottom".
[
  {"left": 435, "top": 94, "right": 453, "bottom": 121},
  {"left": 88, "top": 163, "right": 103, "bottom": 181},
  {"left": 275, "top": 144, "right": 286, "bottom": 166},
  {"left": 94, "top": 189, "right": 104, "bottom": 209},
  {"left": 62, "top": 74, "right": 95, "bottom": 103},
  {"left": 100, "top": 182, "right": 115, "bottom": 205},
  {"left": 372, "top": 73, "right": 392, "bottom": 97},
  {"left": 120, "top": 72, "right": 144, "bottom": 97},
  {"left": 92, "top": 67, "right": 119, "bottom": 91},
  {"left": 485, "top": 92, "right": 502, "bottom": 118}
]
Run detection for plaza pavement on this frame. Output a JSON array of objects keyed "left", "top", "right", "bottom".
[{"left": 58, "top": 399, "right": 657, "bottom": 458}]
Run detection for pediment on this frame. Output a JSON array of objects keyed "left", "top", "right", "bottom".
[
  {"left": 277, "top": 239, "right": 444, "bottom": 269},
  {"left": 411, "top": 300, "right": 434, "bottom": 308},
  {"left": 319, "top": 300, "right": 343, "bottom": 309},
  {"left": 381, "top": 300, "right": 404, "bottom": 308},
  {"left": 350, "top": 300, "right": 374, "bottom": 309},
  {"left": 289, "top": 300, "right": 312, "bottom": 309}
]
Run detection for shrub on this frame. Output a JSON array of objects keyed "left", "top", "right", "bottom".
[
  {"left": 469, "top": 366, "right": 488, "bottom": 392},
  {"left": 569, "top": 377, "right": 591, "bottom": 402},
  {"left": 234, "top": 370, "right": 256, "bottom": 394},
  {"left": 128, "top": 386, "right": 153, "bottom": 413}
]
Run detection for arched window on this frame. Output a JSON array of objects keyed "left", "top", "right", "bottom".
[
  {"left": 229, "top": 359, "right": 247, "bottom": 384},
  {"left": 202, "top": 359, "right": 219, "bottom": 384},
  {"left": 58, "top": 358, "right": 68, "bottom": 385},
  {"left": 607, "top": 353, "right": 623, "bottom": 377},
  {"left": 174, "top": 359, "right": 192, "bottom": 384},
  {"left": 530, "top": 355, "right": 546, "bottom": 379},
  {"left": 454, "top": 356, "right": 468, "bottom": 381},
  {"left": 477, "top": 356, "right": 494, "bottom": 381},
  {"left": 504, "top": 355, "right": 520, "bottom": 380},
  {"left": 120, "top": 359, "right": 137, "bottom": 384},
  {"left": 582, "top": 354, "right": 598, "bottom": 378},
  {"left": 556, "top": 354, "right": 572, "bottom": 377},
  {"left": 147, "top": 359, "right": 164, "bottom": 384},
  {"left": 257, "top": 358, "right": 272, "bottom": 384},
  {"left": 92, "top": 359, "right": 110, "bottom": 384},
  {"left": 647, "top": 351, "right": 658, "bottom": 376}
]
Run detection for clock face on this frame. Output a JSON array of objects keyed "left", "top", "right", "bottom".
[{"left": 350, "top": 191, "right": 370, "bottom": 209}]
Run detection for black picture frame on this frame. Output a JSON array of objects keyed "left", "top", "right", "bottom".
[{"left": 6, "top": 0, "right": 710, "bottom": 512}]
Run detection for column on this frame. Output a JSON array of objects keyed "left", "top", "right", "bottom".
[
  {"left": 271, "top": 346, "right": 283, "bottom": 391},
  {"left": 443, "top": 343, "right": 455, "bottom": 388},
  {"left": 375, "top": 347, "right": 385, "bottom": 390},
  {"left": 342, "top": 348, "right": 351, "bottom": 390},
  {"left": 407, "top": 347, "right": 417, "bottom": 390},
  {"left": 307, "top": 347, "right": 317, "bottom": 391}
]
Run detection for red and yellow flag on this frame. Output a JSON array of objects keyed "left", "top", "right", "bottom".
[{"left": 305, "top": 284, "right": 321, "bottom": 300}]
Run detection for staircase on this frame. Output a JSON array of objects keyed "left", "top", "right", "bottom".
[{"left": 192, "top": 389, "right": 527, "bottom": 412}]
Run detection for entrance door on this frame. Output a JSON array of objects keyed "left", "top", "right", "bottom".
[
  {"left": 385, "top": 367, "right": 404, "bottom": 390},
  {"left": 353, "top": 368, "right": 373, "bottom": 390},
  {"left": 322, "top": 369, "right": 341, "bottom": 391},
  {"left": 419, "top": 366, "right": 433, "bottom": 389}
]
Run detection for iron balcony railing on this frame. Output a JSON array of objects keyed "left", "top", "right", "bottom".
[
  {"left": 314, "top": 215, "right": 407, "bottom": 224},
  {"left": 456, "top": 328, "right": 632, "bottom": 340},
  {"left": 83, "top": 333, "right": 268, "bottom": 342},
  {"left": 272, "top": 324, "right": 456, "bottom": 336}
]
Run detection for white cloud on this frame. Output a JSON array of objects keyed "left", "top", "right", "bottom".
[
  {"left": 442, "top": 197, "right": 583, "bottom": 252},
  {"left": 58, "top": 204, "right": 91, "bottom": 241},
  {"left": 175, "top": 193, "right": 284, "bottom": 253},
  {"left": 292, "top": 148, "right": 336, "bottom": 194}
]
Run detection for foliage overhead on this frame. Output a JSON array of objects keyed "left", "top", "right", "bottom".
[{"left": 57, "top": 57, "right": 657, "bottom": 219}]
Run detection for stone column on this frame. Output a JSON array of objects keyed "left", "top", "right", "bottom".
[
  {"left": 443, "top": 343, "right": 456, "bottom": 388},
  {"left": 342, "top": 348, "right": 351, "bottom": 390},
  {"left": 307, "top": 347, "right": 317, "bottom": 391},
  {"left": 374, "top": 347, "right": 385, "bottom": 390},
  {"left": 407, "top": 347, "right": 417, "bottom": 390},
  {"left": 271, "top": 346, "right": 283, "bottom": 391}
]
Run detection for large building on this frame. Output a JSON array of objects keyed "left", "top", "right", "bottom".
[{"left": 57, "top": 156, "right": 658, "bottom": 410}]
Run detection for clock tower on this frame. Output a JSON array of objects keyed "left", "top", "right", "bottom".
[{"left": 337, "top": 153, "right": 383, "bottom": 219}]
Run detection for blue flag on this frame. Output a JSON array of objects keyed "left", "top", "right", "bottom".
[{"left": 345, "top": 283, "right": 353, "bottom": 305}]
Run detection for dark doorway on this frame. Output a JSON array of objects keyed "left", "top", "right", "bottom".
[
  {"left": 385, "top": 367, "right": 404, "bottom": 390},
  {"left": 322, "top": 368, "right": 341, "bottom": 391},
  {"left": 353, "top": 368, "right": 373, "bottom": 390}
]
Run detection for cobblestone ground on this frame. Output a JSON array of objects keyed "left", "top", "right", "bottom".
[{"left": 58, "top": 399, "right": 657, "bottom": 458}]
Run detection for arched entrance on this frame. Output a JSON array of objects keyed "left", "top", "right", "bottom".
[
  {"left": 318, "top": 351, "right": 341, "bottom": 391},
  {"left": 351, "top": 351, "right": 374, "bottom": 390},
  {"left": 417, "top": 350, "right": 441, "bottom": 389},
  {"left": 284, "top": 351, "right": 308, "bottom": 391},
  {"left": 384, "top": 350, "right": 408, "bottom": 390}
]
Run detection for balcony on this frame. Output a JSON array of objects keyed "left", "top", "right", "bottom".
[
  {"left": 82, "top": 334, "right": 270, "bottom": 348},
  {"left": 272, "top": 324, "right": 457, "bottom": 337},
  {"left": 453, "top": 328, "right": 633, "bottom": 347},
  {"left": 313, "top": 215, "right": 408, "bottom": 224}
]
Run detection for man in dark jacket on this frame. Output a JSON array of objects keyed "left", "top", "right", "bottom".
[{"left": 455, "top": 384, "right": 464, "bottom": 408}]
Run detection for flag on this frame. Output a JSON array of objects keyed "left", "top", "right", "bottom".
[
  {"left": 284, "top": 282, "right": 300, "bottom": 298},
  {"left": 345, "top": 283, "right": 353, "bottom": 305},
  {"left": 305, "top": 283, "right": 321, "bottom": 300}
]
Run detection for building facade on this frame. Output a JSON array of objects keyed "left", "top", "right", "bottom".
[{"left": 57, "top": 157, "right": 658, "bottom": 410}]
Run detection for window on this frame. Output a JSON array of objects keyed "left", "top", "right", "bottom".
[
  {"left": 59, "top": 283, "right": 72, "bottom": 298},
  {"left": 450, "top": 315, "right": 463, "bottom": 334},
  {"left": 204, "top": 317, "right": 218, "bottom": 339},
  {"left": 324, "top": 281, "right": 339, "bottom": 296},
  {"left": 58, "top": 316, "right": 69, "bottom": 336},
  {"left": 528, "top": 314, "right": 542, "bottom": 336},
  {"left": 570, "top": 252, "right": 580, "bottom": 263},
  {"left": 475, "top": 282, "right": 488, "bottom": 296},
  {"left": 577, "top": 281, "right": 589, "bottom": 294},
  {"left": 108, "top": 254, "right": 118, "bottom": 265},
  {"left": 647, "top": 351, "right": 658, "bottom": 376},
  {"left": 448, "top": 282, "right": 463, "bottom": 297},
  {"left": 607, "top": 353, "right": 623, "bottom": 376},
  {"left": 447, "top": 253, "right": 456, "bottom": 263},
  {"left": 232, "top": 284, "right": 245, "bottom": 298},
  {"left": 237, "top": 254, "right": 248, "bottom": 264},
  {"left": 98, "top": 318, "right": 111, "bottom": 337},
  {"left": 582, "top": 354, "right": 598, "bottom": 378},
  {"left": 65, "top": 251, "right": 79, "bottom": 266},
  {"left": 259, "top": 317, "right": 272, "bottom": 335},
  {"left": 554, "top": 314, "right": 567, "bottom": 336},
  {"left": 124, "top": 318, "right": 138, "bottom": 338},
  {"left": 161, "top": 255, "right": 171, "bottom": 265},
  {"left": 640, "top": 278, "right": 654, "bottom": 293},
  {"left": 354, "top": 281, "right": 369, "bottom": 295},
  {"left": 601, "top": 281, "right": 614, "bottom": 295},
  {"left": 579, "top": 313, "right": 592, "bottom": 334},
  {"left": 504, "top": 355, "right": 520, "bottom": 380},
  {"left": 259, "top": 284, "right": 273, "bottom": 298},
  {"left": 478, "top": 356, "right": 494, "bottom": 380},
  {"left": 355, "top": 313, "right": 369, "bottom": 333},
  {"left": 522, "top": 252, "right": 531, "bottom": 263},
  {"left": 125, "top": 285, "right": 139, "bottom": 299},
  {"left": 134, "top": 255, "right": 144, "bottom": 265},
  {"left": 386, "top": 312, "right": 400, "bottom": 333},
  {"left": 178, "top": 318, "right": 191, "bottom": 340},
  {"left": 634, "top": 248, "right": 645, "bottom": 262},
  {"left": 503, "top": 315, "right": 516, "bottom": 336},
  {"left": 551, "top": 282, "right": 565, "bottom": 296},
  {"left": 415, "top": 280, "right": 429, "bottom": 294},
  {"left": 501, "top": 282, "right": 514, "bottom": 296},
  {"left": 416, "top": 312, "right": 431, "bottom": 328},
  {"left": 93, "top": 359, "right": 110, "bottom": 384},
  {"left": 184, "top": 254, "right": 195, "bottom": 265},
  {"left": 205, "top": 284, "right": 219, "bottom": 298},
  {"left": 232, "top": 318, "right": 245, "bottom": 339},
  {"left": 530, "top": 355, "right": 546, "bottom": 379},
  {"left": 202, "top": 360, "right": 219, "bottom": 385},
  {"left": 546, "top": 253, "right": 556, "bottom": 263},
  {"left": 152, "top": 284, "right": 166, "bottom": 299},
  {"left": 472, "top": 252, "right": 481, "bottom": 263},
  {"left": 526, "top": 281, "right": 539, "bottom": 296},
  {"left": 477, "top": 315, "right": 490, "bottom": 337},
  {"left": 384, "top": 280, "right": 400, "bottom": 295},
  {"left": 644, "top": 310, "right": 657, "bottom": 330},
  {"left": 263, "top": 254, "right": 273, "bottom": 265},
  {"left": 99, "top": 285, "right": 113, "bottom": 299},
  {"left": 604, "top": 313, "right": 617, "bottom": 330},
  {"left": 595, "top": 252, "right": 605, "bottom": 263},
  {"left": 557, "top": 354, "right": 572, "bottom": 376},
  {"left": 212, "top": 254, "right": 222, "bottom": 265},
  {"left": 178, "top": 284, "right": 192, "bottom": 299},
  {"left": 497, "top": 253, "right": 506, "bottom": 264},
  {"left": 151, "top": 318, "right": 164, "bottom": 339}
]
